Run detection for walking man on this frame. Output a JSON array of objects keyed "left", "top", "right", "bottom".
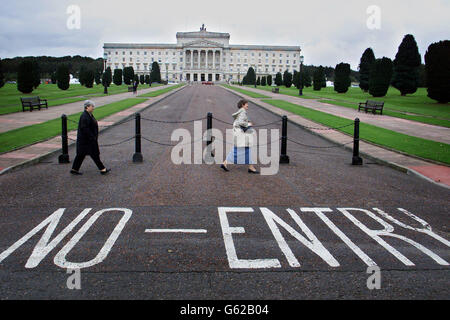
[{"left": 70, "top": 100, "right": 110, "bottom": 175}]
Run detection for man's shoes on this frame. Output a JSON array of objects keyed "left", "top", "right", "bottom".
[
  {"left": 248, "top": 169, "right": 260, "bottom": 174},
  {"left": 100, "top": 168, "right": 111, "bottom": 175},
  {"left": 70, "top": 169, "right": 83, "bottom": 175},
  {"left": 220, "top": 164, "right": 230, "bottom": 172}
]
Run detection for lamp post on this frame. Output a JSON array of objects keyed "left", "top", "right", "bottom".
[
  {"left": 299, "top": 55, "right": 304, "bottom": 96},
  {"left": 103, "top": 52, "right": 108, "bottom": 94}
]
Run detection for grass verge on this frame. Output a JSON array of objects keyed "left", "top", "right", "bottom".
[
  {"left": 0, "top": 98, "right": 147, "bottom": 154},
  {"left": 262, "top": 99, "right": 450, "bottom": 165}
]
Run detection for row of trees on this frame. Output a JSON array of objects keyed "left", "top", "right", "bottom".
[
  {"left": 11, "top": 58, "right": 163, "bottom": 93},
  {"left": 357, "top": 35, "right": 449, "bottom": 102}
]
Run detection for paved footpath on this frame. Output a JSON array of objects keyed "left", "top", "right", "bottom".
[
  {"left": 0, "top": 85, "right": 448, "bottom": 300},
  {"left": 232, "top": 85, "right": 450, "bottom": 144},
  {"left": 225, "top": 85, "right": 450, "bottom": 189},
  {"left": 0, "top": 84, "right": 177, "bottom": 133}
]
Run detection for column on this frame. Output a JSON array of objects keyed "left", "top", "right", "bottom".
[
  {"left": 213, "top": 51, "right": 216, "bottom": 70},
  {"left": 191, "top": 50, "right": 194, "bottom": 70},
  {"left": 198, "top": 50, "right": 201, "bottom": 70}
]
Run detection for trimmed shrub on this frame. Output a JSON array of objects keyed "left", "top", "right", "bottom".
[
  {"left": 392, "top": 34, "right": 421, "bottom": 96},
  {"left": 425, "top": 40, "right": 450, "bottom": 103},
  {"left": 369, "top": 57, "right": 393, "bottom": 97},
  {"left": 334, "top": 63, "right": 351, "bottom": 93}
]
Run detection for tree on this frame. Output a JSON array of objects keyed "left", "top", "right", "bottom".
[
  {"left": 359, "top": 48, "right": 376, "bottom": 92},
  {"left": 56, "top": 64, "right": 70, "bottom": 90},
  {"left": 303, "top": 69, "right": 312, "bottom": 87},
  {"left": 242, "top": 75, "right": 248, "bottom": 85},
  {"left": 150, "top": 62, "right": 161, "bottom": 83},
  {"left": 51, "top": 71, "right": 57, "bottom": 84},
  {"left": 31, "top": 60, "right": 40, "bottom": 89},
  {"left": 334, "top": 63, "right": 351, "bottom": 93},
  {"left": 84, "top": 68, "right": 95, "bottom": 88},
  {"left": 313, "top": 66, "right": 325, "bottom": 91},
  {"left": 425, "top": 40, "right": 450, "bottom": 103},
  {"left": 123, "top": 66, "right": 135, "bottom": 85},
  {"left": 256, "top": 76, "right": 261, "bottom": 86},
  {"left": 293, "top": 70, "right": 300, "bottom": 89},
  {"left": 145, "top": 74, "right": 150, "bottom": 85},
  {"left": 283, "top": 70, "right": 293, "bottom": 88},
  {"left": 95, "top": 71, "right": 102, "bottom": 85},
  {"left": 102, "top": 67, "right": 112, "bottom": 87},
  {"left": 17, "top": 60, "right": 35, "bottom": 93},
  {"left": 246, "top": 67, "right": 256, "bottom": 85},
  {"left": 261, "top": 76, "right": 266, "bottom": 87},
  {"left": 275, "top": 72, "right": 283, "bottom": 86},
  {"left": 140, "top": 74, "right": 145, "bottom": 85},
  {"left": 0, "top": 58, "right": 4, "bottom": 89},
  {"left": 113, "top": 69, "right": 123, "bottom": 86},
  {"left": 392, "top": 34, "right": 421, "bottom": 96},
  {"left": 369, "top": 57, "right": 393, "bottom": 97},
  {"left": 267, "top": 75, "right": 272, "bottom": 86}
]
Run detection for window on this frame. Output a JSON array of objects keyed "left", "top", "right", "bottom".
[
  {"left": 293, "top": 60, "right": 296, "bottom": 65},
  {"left": 286, "top": 60, "right": 289, "bottom": 64},
  {"left": 280, "top": 60, "right": 282, "bottom": 64},
  {"left": 144, "top": 52, "right": 147, "bottom": 55},
  {"left": 280, "top": 54, "right": 282, "bottom": 57},
  {"left": 137, "top": 51, "right": 140, "bottom": 55},
  {"left": 130, "top": 51, "right": 133, "bottom": 55},
  {"left": 166, "top": 52, "right": 168, "bottom": 55},
  {"left": 252, "top": 53, "right": 254, "bottom": 56}
]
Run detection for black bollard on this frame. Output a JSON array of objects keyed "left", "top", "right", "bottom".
[
  {"left": 133, "top": 113, "right": 143, "bottom": 163},
  {"left": 352, "top": 118, "right": 363, "bottom": 165},
  {"left": 206, "top": 112, "right": 215, "bottom": 158},
  {"left": 58, "top": 114, "right": 70, "bottom": 164},
  {"left": 279, "top": 115, "right": 290, "bottom": 164}
]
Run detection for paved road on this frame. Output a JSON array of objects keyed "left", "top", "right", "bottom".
[{"left": 0, "top": 85, "right": 448, "bottom": 300}]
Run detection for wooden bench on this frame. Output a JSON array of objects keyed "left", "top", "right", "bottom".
[
  {"left": 20, "top": 96, "right": 48, "bottom": 112},
  {"left": 358, "top": 100, "right": 384, "bottom": 115},
  {"left": 272, "top": 88, "right": 279, "bottom": 94}
]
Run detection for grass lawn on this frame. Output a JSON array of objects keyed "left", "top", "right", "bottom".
[
  {"left": 0, "top": 83, "right": 163, "bottom": 115},
  {"left": 138, "top": 83, "right": 185, "bottom": 97},
  {"left": 222, "top": 84, "right": 271, "bottom": 98},
  {"left": 252, "top": 85, "right": 450, "bottom": 127},
  {"left": 0, "top": 98, "right": 147, "bottom": 154},
  {"left": 262, "top": 99, "right": 450, "bottom": 165}
]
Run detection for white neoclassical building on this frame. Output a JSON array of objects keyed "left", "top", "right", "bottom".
[{"left": 103, "top": 25, "right": 301, "bottom": 83}]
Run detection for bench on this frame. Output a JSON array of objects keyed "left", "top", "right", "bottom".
[
  {"left": 358, "top": 100, "right": 384, "bottom": 115},
  {"left": 20, "top": 97, "right": 48, "bottom": 112},
  {"left": 272, "top": 88, "right": 279, "bottom": 94}
]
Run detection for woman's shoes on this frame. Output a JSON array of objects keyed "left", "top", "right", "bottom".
[
  {"left": 100, "top": 168, "right": 111, "bottom": 175},
  {"left": 70, "top": 169, "right": 83, "bottom": 175},
  {"left": 248, "top": 169, "right": 260, "bottom": 174},
  {"left": 220, "top": 164, "right": 230, "bottom": 172}
]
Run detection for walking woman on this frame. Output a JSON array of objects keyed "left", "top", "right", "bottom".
[
  {"left": 70, "top": 100, "right": 110, "bottom": 175},
  {"left": 221, "top": 99, "right": 259, "bottom": 174}
]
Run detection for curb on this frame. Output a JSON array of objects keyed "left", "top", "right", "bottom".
[
  {"left": 221, "top": 85, "right": 450, "bottom": 190},
  {"left": 0, "top": 85, "right": 187, "bottom": 175}
]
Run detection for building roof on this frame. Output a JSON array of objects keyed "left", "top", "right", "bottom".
[
  {"left": 104, "top": 43, "right": 179, "bottom": 49},
  {"left": 176, "top": 30, "right": 230, "bottom": 39}
]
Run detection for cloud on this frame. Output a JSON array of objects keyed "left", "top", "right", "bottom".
[{"left": 1, "top": 0, "right": 449, "bottom": 70}]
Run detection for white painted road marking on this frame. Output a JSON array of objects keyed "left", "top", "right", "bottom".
[
  {"left": 0, "top": 207, "right": 448, "bottom": 270},
  {"left": 145, "top": 229, "right": 207, "bottom": 233}
]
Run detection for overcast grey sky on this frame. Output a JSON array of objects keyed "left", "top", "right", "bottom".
[{"left": 1, "top": 0, "right": 449, "bottom": 70}]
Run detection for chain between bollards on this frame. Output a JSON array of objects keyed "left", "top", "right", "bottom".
[
  {"left": 133, "top": 113, "right": 143, "bottom": 163},
  {"left": 352, "top": 118, "right": 363, "bottom": 165},
  {"left": 58, "top": 114, "right": 70, "bottom": 164},
  {"left": 279, "top": 115, "right": 289, "bottom": 164}
]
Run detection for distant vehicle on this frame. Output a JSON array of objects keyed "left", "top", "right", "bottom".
[{"left": 202, "top": 81, "right": 214, "bottom": 85}]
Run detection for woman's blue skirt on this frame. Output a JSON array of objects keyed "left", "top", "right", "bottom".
[{"left": 225, "top": 147, "right": 255, "bottom": 164}]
